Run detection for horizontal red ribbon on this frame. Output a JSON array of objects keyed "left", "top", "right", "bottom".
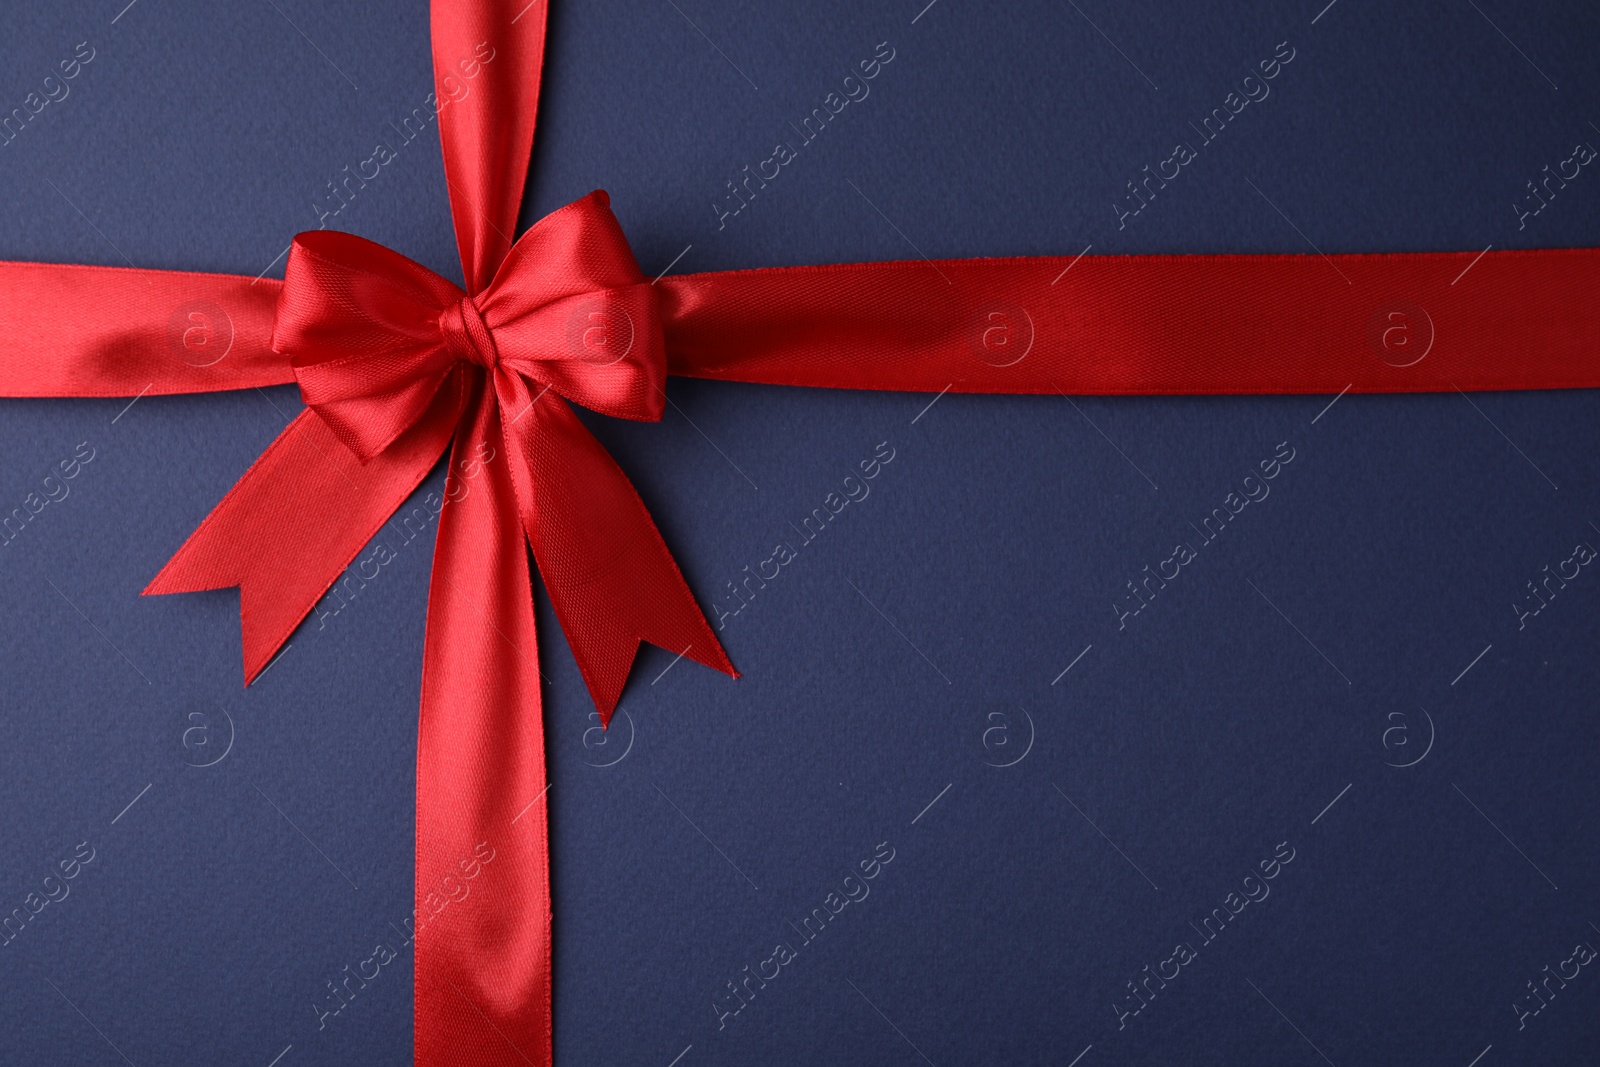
[
  {"left": 8, "top": 247, "right": 1600, "bottom": 401},
  {"left": 662, "top": 246, "right": 1600, "bottom": 394}
]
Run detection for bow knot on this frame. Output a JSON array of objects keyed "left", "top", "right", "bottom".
[{"left": 442, "top": 295, "right": 499, "bottom": 370}]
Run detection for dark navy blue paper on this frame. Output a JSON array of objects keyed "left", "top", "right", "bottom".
[{"left": 2, "top": 1, "right": 1599, "bottom": 1064}]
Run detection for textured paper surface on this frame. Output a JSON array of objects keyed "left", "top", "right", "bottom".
[{"left": 1, "top": 1, "right": 1597, "bottom": 1064}]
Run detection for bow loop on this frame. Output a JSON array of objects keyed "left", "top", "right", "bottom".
[
  {"left": 479, "top": 190, "right": 666, "bottom": 422},
  {"left": 488, "top": 283, "right": 665, "bottom": 422},
  {"left": 277, "top": 230, "right": 466, "bottom": 461}
]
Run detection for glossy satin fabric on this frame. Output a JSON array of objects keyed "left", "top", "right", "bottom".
[
  {"left": 661, "top": 247, "right": 1600, "bottom": 395},
  {"left": 1, "top": 1, "right": 1598, "bottom": 1064}
]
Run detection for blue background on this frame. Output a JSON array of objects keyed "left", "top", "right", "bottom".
[{"left": 2, "top": 1, "right": 1599, "bottom": 1064}]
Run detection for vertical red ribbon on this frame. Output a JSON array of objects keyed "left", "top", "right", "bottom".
[{"left": 416, "top": 3, "right": 556, "bottom": 1063}]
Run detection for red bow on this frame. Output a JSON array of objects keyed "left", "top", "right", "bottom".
[{"left": 285, "top": 191, "right": 667, "bottom": 458}]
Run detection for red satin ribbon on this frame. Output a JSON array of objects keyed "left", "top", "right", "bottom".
[{"left": 2, "top": 1, "right": 1599, "bottom": 1064}]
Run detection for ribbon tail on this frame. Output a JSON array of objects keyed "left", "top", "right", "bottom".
[
  {"left": 498, "top": 374, "right": 735, "bottom": 724},
  {"left": 415, "top": 379, "right": 552, "bottom": 1067},
  {"left": 144, "top": 392, "right": 460, "bottom": 682}
]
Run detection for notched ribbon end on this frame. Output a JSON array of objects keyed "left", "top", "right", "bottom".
[
  {"left": 141, "top": 566, "right": 293, "bottom": 688},
  {"left": 581, "top": 632, "right": 738, "bottom": 731}
]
